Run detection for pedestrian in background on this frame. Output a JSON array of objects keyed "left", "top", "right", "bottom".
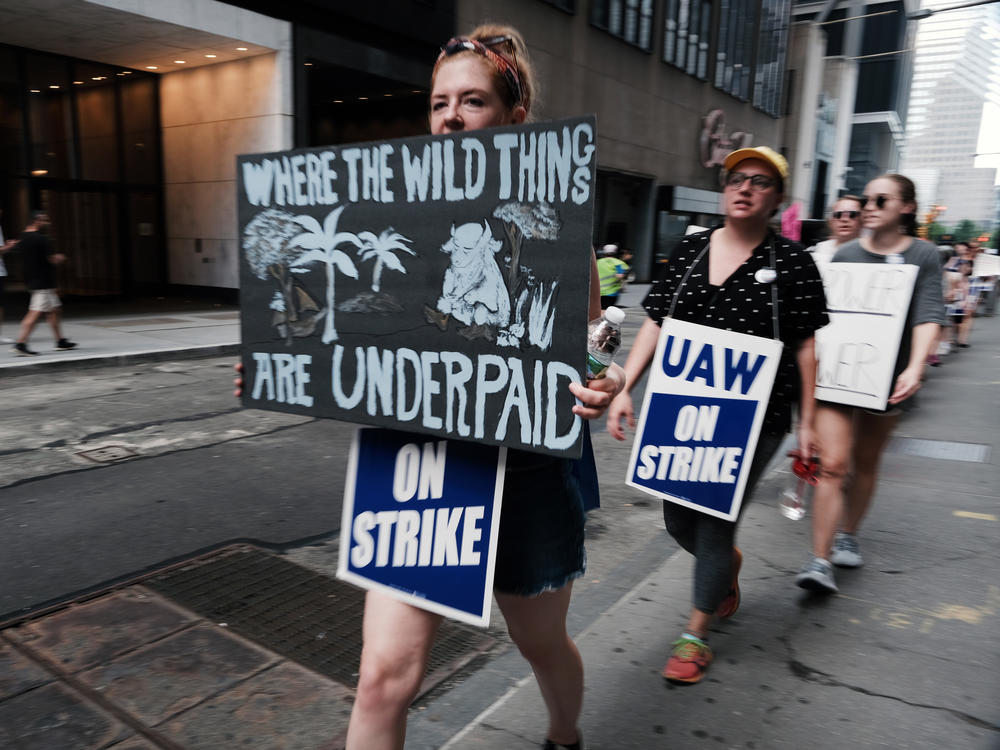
[
  {"left": 607, "top": 146, "right": 828, "bottom": 684},
  {"left": 810, "top": 195, "right": 863, "bottom": 264},
  {"left": 10, "top": 211, "right": 76, "bottom": 356},
  {"left": 596, "top": 243, "right": 629, "bottom": 308},
  {"left": 943, "top": 241, "right": 976, "bottom": 350},
  {"left": 343, "top": 24, "right": 624, "bottom": 750},
  {"left": 966, "top": 240, "right": 997, "bottom": 318},
  {"left": 799, "top": 173, "right": 943, "bottom": 594}
]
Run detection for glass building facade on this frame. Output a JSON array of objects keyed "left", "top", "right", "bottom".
[{"left": 0, "top": 44, "right": 163, "bottom": 298}]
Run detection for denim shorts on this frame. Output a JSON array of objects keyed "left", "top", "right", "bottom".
[{"left": 493, "top": 451, "right": 586, "bottom": 596}]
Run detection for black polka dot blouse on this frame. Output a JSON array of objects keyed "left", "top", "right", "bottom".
[{"left": 643, "top": 227, "right": 829, "bottom": 436}]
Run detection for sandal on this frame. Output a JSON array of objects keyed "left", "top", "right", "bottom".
[{"left": 543, "top": 731, "right": 583, "bottom": 749}]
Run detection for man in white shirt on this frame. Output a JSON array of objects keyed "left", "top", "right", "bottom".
[{"left": 810, "top": 196, "right": 863, "bottom": 264}]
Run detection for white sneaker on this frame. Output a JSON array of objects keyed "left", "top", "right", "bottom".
[
  {"left": 830, "top": 531, "right": 863, "bottom": 567},
  {"left": 795, "top": 557, "right": 838, "bottom": 593},
  {"left": 0, "top": 336, "right": 14, "bottom": 344}
]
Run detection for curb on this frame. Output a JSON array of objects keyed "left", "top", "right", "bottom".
[{"left": 1, "top": 343, "right": 241, "bottom": 376}]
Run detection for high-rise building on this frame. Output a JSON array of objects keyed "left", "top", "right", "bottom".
[
  {"left": 787, "top": 0, "right": 916, "bottom": 220},
  {"left": 900, "top": 0, "right": 1000, "bottom": 229}
]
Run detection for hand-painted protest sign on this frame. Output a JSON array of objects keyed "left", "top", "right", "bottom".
[
  {"left": 337, "top": 428, "right": 505, "bottom": 627},
  {"left": 237, "top": 116, "right": 597, "bottom": 458},
  {"left": 626, "top": 318, "right": 782, "bottom": 521},
  {"left": 815, "top": 262, "right": 917, "bottom": 410}
]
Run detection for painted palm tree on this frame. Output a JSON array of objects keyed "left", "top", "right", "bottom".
[
  {"left": 357, "top": 228, "right": 415, "bottom": 293},
  {"left": 289, "top": 206, "right": 362, "bottom": 344},
  {"left": 243, "top": 208, "right": 318, "bottom": 344}
]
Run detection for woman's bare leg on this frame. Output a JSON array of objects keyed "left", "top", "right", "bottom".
[
  {"left": 842, "top": 410, "right": 900, "bottom": 533},
  {"left": 496, "top": 585, "right": 582, "bottom": 746},
  {"left": 345, "top": 591, "right": 442, "bottom": 750},
  {"left": 812, "top": 404, "right": 854, "bottom": 559}
]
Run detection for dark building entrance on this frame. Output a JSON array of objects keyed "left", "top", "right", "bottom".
[{"left": 0, "top": 45, "right": 163, "bottom": 300}]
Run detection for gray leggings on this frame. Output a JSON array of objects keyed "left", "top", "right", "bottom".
[{"left": 661, "top": 432, "right": 785, "bottom": 615}]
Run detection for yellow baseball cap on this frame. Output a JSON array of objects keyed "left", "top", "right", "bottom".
[{"left": 723, "top": 146, "right": 789, "bottom": 182}]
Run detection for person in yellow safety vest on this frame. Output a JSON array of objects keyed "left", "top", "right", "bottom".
[{"left": 597, "top": 243, "right": 630, "bottom": 309}]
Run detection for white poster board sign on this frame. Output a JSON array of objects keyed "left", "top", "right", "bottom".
[
  {"left": 626, "top": 318, "right": 782, "bottom": 521},
  {"left": 338, "top": 428, "right": 505, "bottom": 627},
  {"left": 973, "top": 253, "right": 1000, "bottom": 278},
  {"left": 815, "top": 262, "right": 918, "bottom": 411}
]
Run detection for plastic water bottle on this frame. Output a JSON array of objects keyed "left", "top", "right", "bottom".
[
  {"left": 779, "top": 451, "right": 819, "bottom": 520},
  {"left": 778, "top": 477, "right": 810, "bottom": 520},
  {"left": 586, "top": 306, "right": 625, "bottom": 380}
]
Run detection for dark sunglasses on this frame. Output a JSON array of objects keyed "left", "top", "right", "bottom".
[
  {"left": 725, "top": 172, "right": 777, "bottom": 191},
  {"left": 438, "top": 35, "right": 522, "bottom": 105},
  {"left": 861, "top": 195, "right": 895, "bottom": 209},
  {"left": 832, "top": 210, "right": 860, "bottom": 220}
]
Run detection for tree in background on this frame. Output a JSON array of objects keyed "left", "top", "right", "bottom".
[
  {"left": 953, "top": 219, "right": 981, "bottom": 243},
  {"left": 924, "top": 221, "right": 948, "bottom": 243}
]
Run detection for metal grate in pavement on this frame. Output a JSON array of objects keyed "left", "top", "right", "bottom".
[
  {"left": 143, "top": 544, "right": 498, "bottom": 695},
  {"left": 885, "top": 437, "right": 991, "bottom": 463}
]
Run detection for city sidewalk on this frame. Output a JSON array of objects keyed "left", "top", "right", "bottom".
[
  {"left": 1, "top": 288, "right": 998, "bottom": 749},
  {"left": 406, "top": 311, "right": 1000, "bottom": 749},
  {"left": 1, "top": 299, "right": 240, "bottom": 373}
]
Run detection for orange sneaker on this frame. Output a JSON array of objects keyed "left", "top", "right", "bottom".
[
  {"left": 662, "top": 636, "right": 713, "bottom": 684},
  {"left": 716, "top": 546, "right": 742, "bottom": 619}
]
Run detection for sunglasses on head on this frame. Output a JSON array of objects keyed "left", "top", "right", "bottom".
[
  {"left": 832, "top": 210, "right": 860, "bottom": 220},
  {"left": 437, "top": 35, "right": 523, "bottom": 105},
  {"left": 861, "top": 195, "right": 895, "bottom": 209},
  {"left": 724, "top": 172, "right": 778, "bottom": 191}
]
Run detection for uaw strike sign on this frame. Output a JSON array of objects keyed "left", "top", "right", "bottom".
[
  {"left": 338, "top": 428, "right": 505, "bottom": 626},
  {"left": 237, "top": 116, "right": 597, "bottom": 459},
  {"left": 626, "top": 319, "right": 782, "bottom": 521},
  {"left": 814, "top": 262, "right": 917, "bottom": 410}
]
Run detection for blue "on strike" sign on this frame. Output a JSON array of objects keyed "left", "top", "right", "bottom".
[
  {"left": 337, "top": 428, "right": 505, "bottom": 626},
  {"left": 626, "top": 318, "right": 782, "bottom": 521}
]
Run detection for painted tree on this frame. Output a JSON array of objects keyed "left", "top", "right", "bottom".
[
  {"left": 357, "top": 228, "right": 415, "bottom": 292},
  {"left": 289, "top": 206, "right": 362, "bottom": 344},
  {"left": 492, "top": 201, "right": 561, "bottom": 290},
  {"left": 243, "top": 208, "right": 309, "bottom": 344},
  {"left": 492, "top": 202, "right": 562, "bottom": 350}
]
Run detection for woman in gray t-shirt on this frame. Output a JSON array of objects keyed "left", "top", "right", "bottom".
[{"left": 796, "top": 173, "right": 944, "bottom": 595}]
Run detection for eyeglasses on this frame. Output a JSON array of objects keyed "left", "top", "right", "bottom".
[
  {"left": 860, "top": 195, "right": 896, "bottom": 209},
  {"left": 725, "top": 172, "right": 778, "bottom": 191},
  {"left": 437, "top": 35, "right": 522, "bottom": 105},
  {"left": 831, "top": 210, "right": 860, "bottom": 220}
]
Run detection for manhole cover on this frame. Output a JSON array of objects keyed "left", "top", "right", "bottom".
[
  {"left": 144, "top": 544, "right": 498, "bottom": 695},
  {"left": 75, "top": 445, "right": 138, "bottom": 463}
]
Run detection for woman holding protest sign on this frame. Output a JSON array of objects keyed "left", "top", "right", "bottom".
[
  {"left": 340, "top": 25, "right": 624, "bottom": 750},
  {"left": 797, "top": 174, "right": 943, "bottom": 594},
  {"left": 606, "top": 147, "right": 829, "bottom": 684}
]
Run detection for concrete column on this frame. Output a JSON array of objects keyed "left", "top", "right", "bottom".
[
  {"left": 788, "top": 22, "right": 826, "bottom": 210},
  {"left": 160, "top": 49, "right": 293, "bottom": 288}
]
